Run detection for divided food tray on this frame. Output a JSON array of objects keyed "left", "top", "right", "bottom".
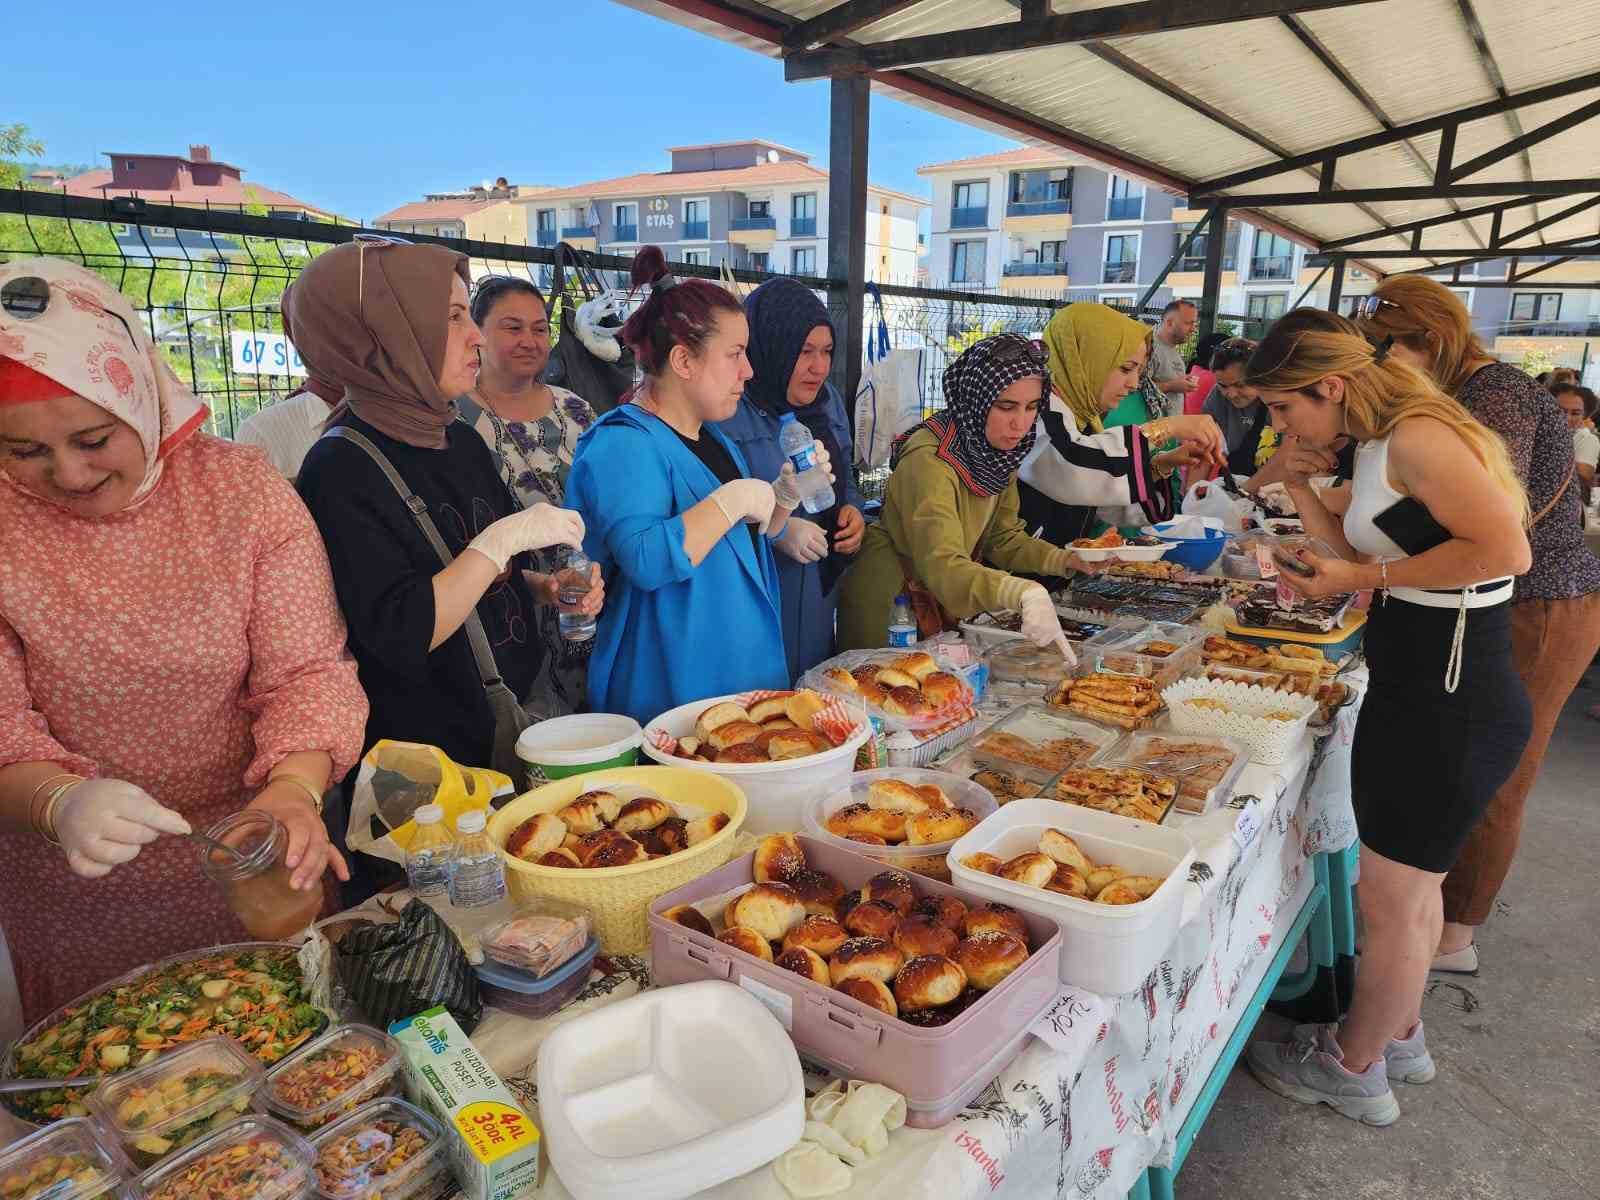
[{"left": 648, "top": 836, "right": 1062, "bottom": 1127}]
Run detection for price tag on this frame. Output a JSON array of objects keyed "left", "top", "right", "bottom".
[
  {"left": 739, "top": 976, "right": 794, "bottom": 1030},
  {"left": 1028, "top": 988, "right": 1107, "bottom": 1059},
  {"left": 1232, "top": 796, "right": 1265, "bottom": 854}
]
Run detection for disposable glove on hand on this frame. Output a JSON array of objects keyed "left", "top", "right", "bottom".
[
  {"left": 776, "top": 517, "right": 830, "bottom": 563},
  {"left": 466, "top": 504, "right": 586, "bottom": 571},
  {"left": 773, "top": 440, "right": 835, "bottom": 509},
  {"left": 711, "top": 479, "right": 780, "bottom": 534},
  {"left": 1020, "top": 582, "right": 1077, "bottom": 665},
  {"left": 52, "top": 778, "right": 192, "bottom": 880}
]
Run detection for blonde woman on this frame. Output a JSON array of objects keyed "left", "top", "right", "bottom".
[
  {"left": 1240, "top": 308, "right": 1531, "bottom": 1126},
  {"left": 1355, "top": 276, "right": 1600, "bottom": 976}
]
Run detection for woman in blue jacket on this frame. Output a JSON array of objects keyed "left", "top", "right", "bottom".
[
  {"left": 720, "top": 278, "right": 865, "bottom": 678},
  {"left": 568, "top": 249, "right": 834, "bottom": 723}
]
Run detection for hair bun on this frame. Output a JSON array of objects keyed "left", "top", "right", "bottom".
[{"left": 630, "top": 244, "right": 669, "bottom": 289}]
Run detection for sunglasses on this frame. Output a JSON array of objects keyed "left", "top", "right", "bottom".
[
  {"left": 1350, "top": 295, "right": 1405, "bottom": 322},
  {"left": 1, "top": 275, "right": 140, "bottom": 349}
]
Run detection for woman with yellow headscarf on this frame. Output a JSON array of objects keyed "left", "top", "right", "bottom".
[{"left": 1017, "top": 303, "right": 1224, "bottom": 547}]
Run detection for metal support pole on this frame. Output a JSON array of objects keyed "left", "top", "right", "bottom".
[
  {"left": 1198, "top": 204, "right": 1228, "bottom": 338},
  {"left": 1326, "top": 255, "right": 1346, "bottom": 314},
  {"left": 1136, "top": 208, "right": 1211, "bottom": 313},
  {"left": 1290, "top": 264, "right": 1330, "bottom": 311},
  {"left": 827, "top": 74, "right": 871, "bottom": 407}
]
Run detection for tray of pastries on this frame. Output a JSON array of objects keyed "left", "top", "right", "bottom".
[
  {"left": 1046, "top": 673, "right": 1162, "bottom": 730},
  {"left": 959, "top": 826, "right": 1167, "bottom": 905},
  {"left": 1104, "top": 733, "right": 1249, "bottom": 815},
  {"left": 804, "top": 650, "right": 974, "bottom": 732},
  {"left": 969, "top": 705, "right": 1121, "bottom": 784},
  {"left": 1046, "top": 763, "right": 1177, "bottom": 824}
]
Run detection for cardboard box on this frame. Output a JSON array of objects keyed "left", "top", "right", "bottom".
[{"left": 390, "top": 1007, "right": 540, "bottom": 1200}]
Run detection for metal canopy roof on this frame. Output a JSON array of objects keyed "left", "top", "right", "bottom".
[{"left": 618, "top": 0, "right": 1600, "bottom": 277}]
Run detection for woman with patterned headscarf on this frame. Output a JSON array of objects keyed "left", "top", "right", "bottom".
[
  {"left": 0, "top": 258, "right": 368, "bottom": 1020},
  {"left": 837, "top": 334, "right": 1092, "bottom": 655}
]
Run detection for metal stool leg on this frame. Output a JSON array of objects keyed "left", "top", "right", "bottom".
[
  {"left": 1129, "top": 1169, "right": 1156, "bottom": 1200},
  {"left": 1145, "top": 1166, "right": 1174, "bottom": 1200}
]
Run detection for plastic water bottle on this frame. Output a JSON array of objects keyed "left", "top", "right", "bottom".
[
  {"left": 404, "top": 804, "right": 456, "bottom": 899},
  {"left": 448, "top": 809, "right": 507, "bottom": 909},
  {"left": 888, "top": 593, "right": 917, "bottom": 649},
  {"left": 557, "top": 548, "right": 597, "bottom": 642},
  {"left": 778, "top": 413, "right": 835, "bottom": 514}
]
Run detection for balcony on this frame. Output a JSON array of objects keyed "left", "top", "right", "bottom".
[
  {"left": 1179, "top": 256, "right": 1237, "bottom": 273},
  {"left": 535, "top": 229, "right": 556, "bottom": 247},
  {"left": 1003, "top": 261, "right": 1068, "bottom": 276},
  {"left": 1107, "top": 197, "right": 1143, "bottom": 221},
  {"left": 950, "top": 206, "right": 988, "bottom": 229},
  {"left": 683, "top": 221, "right": 709, "bottom": 241},
  {"left": 610, "top": 223, "right": 638, "bottom": 243},
  {"left": 791, "top": 217, "right": 817, "bottom": 237},
  {"left": 731, "top": 216, "right": 777, "bottom": 231},
  {"left": 1005, "top": 199, "right": 1070, "bottom": 217},
  {"left": 1102, "top": 260, "right": 1137, "bottom": 284},
  {"left": 1249, "top": 255, "right": 1294, "bottom": 280},
  {"left": 561, "top": 225, "right": 595, "bottom": 239}
]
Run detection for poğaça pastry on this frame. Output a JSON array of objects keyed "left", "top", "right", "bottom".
[
  {"left": 1053, "top": 765, "right": 1176, "bottom": 823},
  {"left": 962, "top": 827, "right": 1165, "bottom": 906},
  {"left": 669, "top": 690, "right": 837, "bottom": 764},
  {"left": 823, "top": 777, "right": 980, "bottom": 850},
  {"left": 820, "top": 653, "right": 968, "bottom": 719},
  {"left": 504, "top": 790, "right": 726, "bottom": 870}
]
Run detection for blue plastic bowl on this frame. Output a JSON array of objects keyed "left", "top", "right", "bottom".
[{"left": 1149, "top": 525, "right": 1230, "bottom": 572}]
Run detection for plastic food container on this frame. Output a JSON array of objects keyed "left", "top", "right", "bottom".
[
  {"left": 1094, "top": 731, "right": 1249, "bottom": 815},
  {"left": 800, "top": 649, "right": 976, "bottom": 734},
  {"left": 1067, "top": 536, "right": 1173, "bottom": 563},
  {"left": 949, "top": 799, "right": 1194, "bottom": 994},
  {"left": 984, "top": 641, "right": 1074, "bottom": 689},
  {"left": 536, "top": 980, "right": 804, "bottom": 1200},
  {"left": 0, "top": 1117, "right": 132, "bottom": 1200},
  {"left": 480, "top": 897, "right": 593, "bottom": 977},
  {"left": 1071, "top": 619, "right": 1207, "bottom": 689},
  {"left": 89, "top": 1037, "right": 264, "bottom": 1169},
  {"left": 649, "top": 837, "right": 1061, "bottom": 1128},
  {"left": 1160, "top": 677, "right": 1319, "bottom": 765},
  {"left": 308, "top": 1098, "right": 449, "bottom": 1200},
  {"left": 957, "top": 612, "right": 1024, "bottom": 651},
  {"left": 1043, "top": 761, "right": 1180, "bottom": 825},
  {"left": 263, "top": 1026, "right": 403, "bottom": 1133},
  {"left": 639, "top": 694, "right": 865, "bottom": 835},
  {"left": 515, "top": 713, "right": 642, "bottom": 789},
  {"left": 804, "top": 768, "right": 998, "bottom": 881},
  {"left": 138, "top": 1115, "right": 315, "bottom": 1200},
  {"left": 489, "top": 766, "right": 748, "bottom": 953},
  {"left": 1225, "top": 607, "right": 1368, "bottom": 660},
  {"left": 970, "top": 704, "right": 1122, "bottom": 785},
  {"left": 475, "top": 936, "right": 600, "bottom": 1018}
]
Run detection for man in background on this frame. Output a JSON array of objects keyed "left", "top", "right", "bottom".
[{"left": 1148, "top": 299, "right": 1199, "bottom": 417}]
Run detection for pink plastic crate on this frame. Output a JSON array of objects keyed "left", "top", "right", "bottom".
[{"left": 648, "top": 836, "right": 1061, "bottom": 1127}]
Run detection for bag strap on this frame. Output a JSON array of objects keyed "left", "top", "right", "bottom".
[
  {"left": 1530, "top": 463, "right": 1574, "bottom": 528},
  {"left": 864, "top": 282, "right": 890, "bottom": 364}
]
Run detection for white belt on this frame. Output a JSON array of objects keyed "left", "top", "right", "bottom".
[{"left": 1386, "top": 577, "right": 1513, "bottom": 611}]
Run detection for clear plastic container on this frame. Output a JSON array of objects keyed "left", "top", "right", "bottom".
[
  {"left": 475, "top": 937, "right": 601, "bottom": 1019},
  {"left": 969, "top": 704, "right": 1122, "bottom": 784},
  {"left": 1072, "top": 619, "right": 1207, "bottom": 689},
  {"left": 983, "top": 641, "right": 1074, "bottom": 689},
  {"left": 804, "top": 767, "right": 1000, "bottom": 881},
  {"left": 799, "top": 648, "right": 975, "bottom": 733},
  {"left": 1044, "top": 761, "right": 1181, "bottom": 824},
  {"left": 263, "top": 1026, "right": 403, "bottom": 1133},
  {"left": 89, "top": 1036, "right": 265, "bottom": 1169},
  {"left": 137, "top": 1115, "right": 314, "bottom": 1200},
  {"left": 0, "top": 1116, "right": 131, "bottom": 1200},
  {"left": 308, "top": 1099, "right": 448, "bottom": 1200},
  {"left": 1092, "top": 731, "right": 1250, "bottom": 815},
  {"left": 480, "top": 897, "right": 593, "bottom": 978},
  {"left": 199, "top": 810, "right": 324, "bottom": 942}
]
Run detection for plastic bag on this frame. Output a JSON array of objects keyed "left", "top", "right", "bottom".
[
  {"left": 853, "top": 285, "right": 925, "bottom": 468},
  {"left": 346, "top": 740, "right": 513, "bottom": 867},
  {"left": 1181, "top": 478, "right": 1250, "bottom": 532},
  {"left": 334, "top": 899, "right": 483, "bottom": 1033}
]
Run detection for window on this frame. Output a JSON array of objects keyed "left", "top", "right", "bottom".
[
  {"left": 791, "top": 193, "right": 818, "bottom": 237},
  {"left": 951, "top": 181, "right": 989, "bottom": 228},
  {"left": 125, "top": 160, "right": 137, "bottom": 170},
  {"left": 612, "top": 203, "right": 638, "bottom": 243},
  {"left": 792, "top": 246, "right": 816, "bottom": 275},
  {"left": 1107, "top": 175, "right": 1143, "bottom": 221},
  {"left": 683, "top": 199, "right": 708, "bottom": 240},
  {"left": 1008, "top": 168, "right": 1071, "bottom": 207},
  {"left": 1250, "top": 231, "right": 1294, "bottom": 280},
  {"left": 1510, "top": 292, "right": 1562, "bottom": 322},
  {"left": 1098, "top": 294, "right": 1135, "bottom": 310},
  {"left": 1039, "top": 240, "right": 1066, "bottom": 263},
  {"left": 1247, "top": 293, "right": 1288, "bottom": 323},
  {"left": 749, "top": 199, "right": 771, "bottom": 219},
  {"left": 750, "top": 251, "right": 770, "bottom": 272},
  {"left": 1103, "top": 233, "right": 1138, "bottom": 284},
  {"left": 951, "top": 240, "right": 987, "bottom": 284},
  {"left": 535, "top": 208, "right": 557, "bottom": 246},
  {"left": 682, "top": 250, "right": 709, "bottom": 266}
]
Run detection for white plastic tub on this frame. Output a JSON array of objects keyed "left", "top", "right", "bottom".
[
  {"left": 948, "top": 799, "right": 1194, "bottom": 995},
  {"left": 516, "top": 714, "right": 642, "bottom": 788},
  {"left": 804, "top": 767, "right": 998, "bottom": 881},
  {"left": 536, "top": 980, "right": 804, "bottom": 1200},
  {"left": 641, "top": 693, "right": 870, "bottom": 834}
]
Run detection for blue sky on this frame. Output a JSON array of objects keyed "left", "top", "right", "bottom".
[{"left": 13, "top": 0, "right": 1017, "bottom": 223}]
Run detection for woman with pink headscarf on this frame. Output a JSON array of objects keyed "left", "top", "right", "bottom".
[{"left": 0, "top": 259, "right": 368, "bottom": 1021}]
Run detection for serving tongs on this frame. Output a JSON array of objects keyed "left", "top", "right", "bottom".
[{"left": 0, "top": 1073, "right": 103, "bottom": 1097}]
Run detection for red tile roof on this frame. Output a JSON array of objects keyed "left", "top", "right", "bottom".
[
  {"left": 373, "top": 196, "right": 509, "bottom": 224},
  {"left": 59, "top": 169, "right": 333, "bottom": 217},
  {"left": 917, "top": 146, "right": 1069, "bottom": 174}
]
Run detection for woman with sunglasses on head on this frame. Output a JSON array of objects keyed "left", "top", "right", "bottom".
[
  {"left": 292, "top": 240, "right": 601, "bottom": 792},
  {"left": 0, "top": 259, "right": 367, "bottom": 1020},
  {"left": 567, "top": 248, "right": 832, "bottom": 723},
  {"left": 837, "top": 333, "right": 1102, "bottom": 658},
  {"left": 1355, "top": 277, "right": 1600, "bottom": 977},
  {"left": 1240, "top": 308, "right": 1532, "bottom": 1126}
]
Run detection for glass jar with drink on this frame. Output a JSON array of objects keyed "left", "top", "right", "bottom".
[{"left": 199, "top": 810, "right": 324, "bottom": 941}]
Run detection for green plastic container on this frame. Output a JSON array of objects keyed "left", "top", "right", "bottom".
[{"left": 515, "top": 713, "right": 642, "bottom": 788}]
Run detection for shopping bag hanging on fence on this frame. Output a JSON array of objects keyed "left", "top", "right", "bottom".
[
  {"left": 544, "top": 241, "right": 637, "bottom": 413},
  {"left": 853, "top": 283, "right": 925, "bottom": 468}
]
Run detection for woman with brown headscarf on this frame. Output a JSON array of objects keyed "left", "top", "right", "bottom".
[{"left": 291, "top": 239, "right": 600, "bottom": 790}]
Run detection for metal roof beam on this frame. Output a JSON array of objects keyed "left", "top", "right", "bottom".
[
  {"left": 1453, "top": 0, "right": 1538, "bottom": 238},
  {"left": 1497, "top": 193, "right": 1600, "bottom": 245},
  {"left": 1309, "top": 236, "right": 1600, "bottom": 262},
  {"left": 783, "top": 0, "right": 1384, "bottom": 80},
  {"left": 1398, "top": 275, "right": 1600, "bottom": 289},
  {"left": 1447, "top": 94, "right": 1600, "bottom": 183},
  {"left": 1510, "top": 255, "right": 1578, "bottom": 283},
  {"left": 783, "top": 0, "right": 928, "bottom": 51},
  {"left": 1195, "top": 179, "right": 1600, "bottom": 204},
  {"left": 1318, "top": 196, "right": 1540, "bottom": 249}
]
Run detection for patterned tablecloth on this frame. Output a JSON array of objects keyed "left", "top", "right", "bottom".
[{"left": 447, "top": 680, "right": 1364, "bottom": 1200}]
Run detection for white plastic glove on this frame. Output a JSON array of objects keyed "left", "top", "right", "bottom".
[
  {"left": 773, "top": 439, "right": 835, "bottom": 509},
  {"left": 776, "top": 517, "right": 830, "bottom": 563},
  {"left": 711, "top": 479, "right": 779, "bottom": 534},
  {"left": 52, "top": 778, "right": 192, "bottom": 879},
  {"left": 1019, "top": 582, "right": 1077, "bottom": 666},
  {"left": 466, "top": 504, "right": 585, "bottom": 571}
]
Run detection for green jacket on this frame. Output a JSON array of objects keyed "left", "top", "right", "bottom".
[{"left": 837, "top": 428, "right": 1072, "bottom": 650}]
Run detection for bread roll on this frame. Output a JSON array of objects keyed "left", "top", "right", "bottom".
[
  {"left": 661, "top": 904, "right": 714, "bottom": 937},
  {"left": 825, "top": 802, "right": 869, "bottom": 837},
  {"left": 555, "top": 797, "right": 607, "bottom": 836},
  {"left": 889, "top": 651, "right": 939, "bottom": 682},
  {"left": 1038, "top": 828, "right": 1093, "bottom": 874},
  {"left": 843, "top": 899, "right": 901, "bottom": 941},
  {"left": 881, "top": 687, "right": 930, "bottom": 718},
  {"left": 851, "top": 664, "right": 882, "bottom": 685},
  {"left": 874, "top": 667, "right": 918, "bottom": 691},
  {"left": 864, "top": 870, "right": 917, "bottom": 916},
  {"left": 613, "top": 797, "right": 673, "bottom": 834},
  {"left": 1044, "top": 866, "right": 1089, "bottom": 898},
  {"left": 637, "top": 817, "right": 689, "bottom": 856},
  {"left": 821, "top": 667, "right": 859, "bottom": 693},
  {"left": 696, "top": 701, "right": 751, "bottom": 740},
  {"left": 783, "top": 915, "right": 849, "bottom": 959},
  {"left": 575, "top": 789, "right": 622, "bottom": 824},
  {"left": 788, "top": 869, "right": 846, "bottom": 918},
  {"left": 856, "top": 679, "right": 889, "bottom": 707},
  {"left": 536, "top": 848, "right": 581, "bottom": 868},
  {"left": 844, "top": 832, "right": 888, "bottom": 845},
  {"left": 911, "top": 894, "right": 968, "bottom": 932},
  {"left": 726, "top": 882, "right": 806, "bottom": 942},
  {"left": 1094, "top": 875, "right": 1163, "bottom": 905},
  {"left": 767, "top": 730, "right": 832, "bottom": 760},
  {"left": 747, "top": 694, "right": 794, "bottom": 725},
  {"left": 685, "top": 812, "right": 730, "bottom": 846},
  {"left": 716, "top": 743, "right": 769, "bottom": 764},
  {"left": 960, "top": 852, "right": 1005, "bottom": 876},
  {"left": 784, "top": 689, "right": 830, "bottom": 731},
  {"left": 834, "top": 888, "right": 865, "bottom": 925},
  {"left": 584, "top": 833, "right": 649, "bottom": 869},
  {"left": 759, "top": 717, "right": 799, "bottom": 732},
  {"left": 837, "top": 806, "right": 908, "bottom": 843},
  {"left": 866, "top": 779, "right": 929, "bottom": 814},
  {"left": 709, "top": 720, "right": 765, "bottom": 751},
  {"left": 753, "top": 833, "right": 807, "bottom": 884},
  {"left": 505, "top": 813, "right": 566, "bottom": 862},
  {"left": 920, "top": 672, "right": 964, "bottom": 709},
  {"left": 954, "top": 932, "right": 1028, "bottom": 990},
  {"left": 964, "top": 903, "right": 1030, "bottom": 948},
  {"left": 893, "top": 914, "right": 960, "bottom": 959},
  {"left": 999, "top": 852, "right": 1057, "bottom": 888},
  {"left": 828, "top": 937, "right": 904, "bottom": 987},
  {"left": 907, "top": 807, "right": 978, "bottom": 846},
  {"left": 572, "top": 829, "right": 630, "bottom": 864},
  {"left": 773, "top": 945, "right": 832, "bottom": 986},
  {"left": 1085, "top": 865, "right": 1129, "bottom": 897},
  {"left": 676, "top": 736, "right": 702, "bottom": 758},
  {"left": 835, "top": 976, "right": 897, "bottom": 1018},
  {"left": 717, "top": 925, "right": 773, "bottom": 961},
  {"left": 892, "top": 954, "right": 967, "bottom": 1012},
  {"left": 916, "top": 784, "right": 952, "bottom": 810}
]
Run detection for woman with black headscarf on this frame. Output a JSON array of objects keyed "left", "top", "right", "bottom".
[{"left": 719, "top": 277, "right": 864, "bottom": 677}]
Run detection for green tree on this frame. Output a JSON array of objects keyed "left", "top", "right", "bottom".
[{"left": 1179, "top": 318, "right": 1238, "bottom": 364}]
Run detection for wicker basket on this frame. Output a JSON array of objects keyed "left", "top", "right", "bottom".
[
  {"left": 486, "top": 766, "right": 748, "bottom": 954},
  {"left": 1160, "top": 678, "right": 1317, "bottom": 766}
]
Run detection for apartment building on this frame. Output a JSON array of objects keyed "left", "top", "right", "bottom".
[
  {"left": 376, "top": 179, "right": 550, "bottom": 244},
  {"left": 522, "top": 140, "right": 927, "bottom": 281}
]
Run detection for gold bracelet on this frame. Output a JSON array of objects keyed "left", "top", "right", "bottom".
[
  {"left": 28, "top": 773, "right": 81, "bottom": 836},
  {"left": 1143, "top": 418, "right": 1171, "bottom": 444},
  {"left": 40, "top": 778, "right": 83, "bottom": 848},
  {"left": 266, "top": 773, "right": 326, "bottom": 815}
]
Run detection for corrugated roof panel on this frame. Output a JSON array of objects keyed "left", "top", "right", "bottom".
[{"left": 1473, "top": 0, "right": 1600, "bottom": 92}]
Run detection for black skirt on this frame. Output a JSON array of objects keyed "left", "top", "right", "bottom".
[{"left": 1351, "top": 595, "right": 1532, "bottom": 873}]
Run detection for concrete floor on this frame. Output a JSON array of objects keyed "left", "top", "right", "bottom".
[{"left": 1179, "top": 683, "right": 1600, "bottom": 1200}]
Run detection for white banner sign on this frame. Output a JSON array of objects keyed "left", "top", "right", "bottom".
[{"left": 230, "top": 332, "right": 307, "bottom": 377}]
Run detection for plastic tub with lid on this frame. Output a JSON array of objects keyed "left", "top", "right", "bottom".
[
  {"left": 983, "top": 641, "right": 1074, "bottom": 691},
  {"left": 137, "top": 1115, "right": 315, "bottom": 1200},
  {"left": 536, "top": 980, "right": 804, "bottom": 1200},
  {"left": 969, "top": 703, "right": 1122, "bottom": 786},
  {"left": 948, "top": 799, "right": 1193, "bottom": 994},
  {"left": 515, "top": 713, "right": 642, "bottom": 789},
  {"left": 0, "top": 1117, "right": 133, "bottom": 1200},
  {"left": 475, "top": 936, "right": 600, "bottom": 1018},
  {"left": 804, "top": 768, "right": 998, "bottom": 882},
  {"left": 88, "top": 1036, "right": 264, "bottom": 1169},
  {"left": 262, "top": 1025, "right": 403, "bottom": 1133},
  {"left": 308, "top": 1098, "right": 449, "bottom": 1200}
]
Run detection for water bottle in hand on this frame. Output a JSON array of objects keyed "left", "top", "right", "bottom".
[
  {"left": 888, "top": 593, "right": 917, "bottom": 649},
  {"left": 557, "top": 549, "right": 597, "bottom": 642},
  {"left": 448, "top": 809, "right": 507, "bottom": 910},
  {"left": 404, "top": 803, "right": 456, "bottom": 898},
  {"left": 778, "top": 413, "right": 835, "bottom": 514}
]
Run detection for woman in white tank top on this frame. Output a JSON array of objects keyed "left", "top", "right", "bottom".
[{"left": 1234, "top": 309, "right": 1532, "bottom": 1128}]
